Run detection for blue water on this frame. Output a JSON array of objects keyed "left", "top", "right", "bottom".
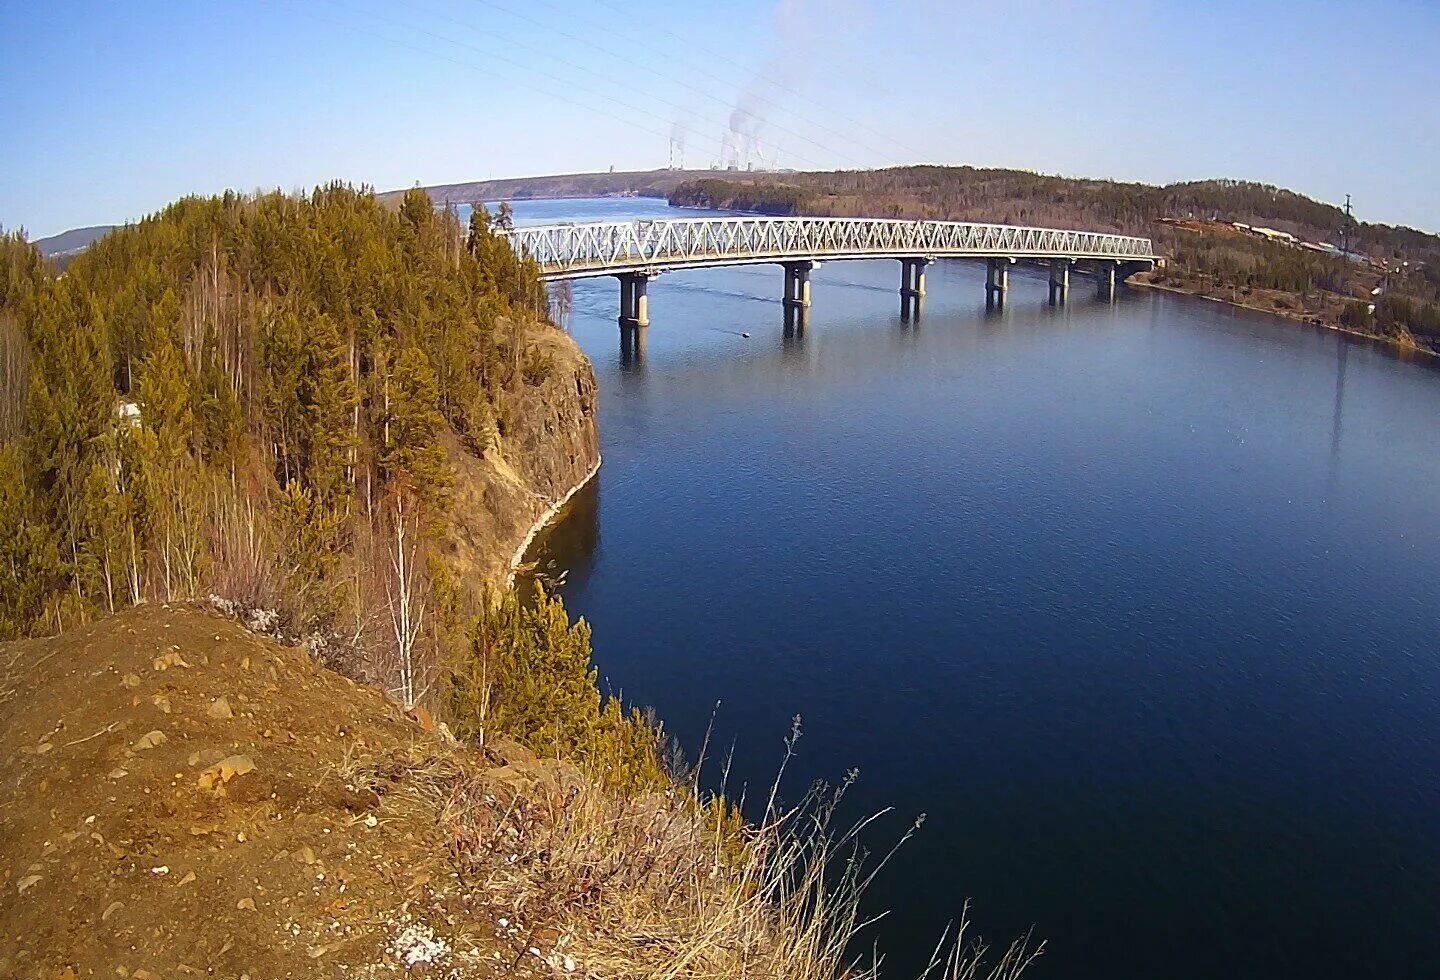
[{"left": 501, "top": 198, "right": 1440, "bottom": 979}]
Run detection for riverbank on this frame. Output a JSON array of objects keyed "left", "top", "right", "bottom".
[
  {"left": 506, "top": 454, "right": 601, "bottom": 588},
  {"left": 442, "top": 321, "right": 602, "bottom": 594},
  {"left": 1129, "top": 272, "right": 1436, "bottom": 360}
]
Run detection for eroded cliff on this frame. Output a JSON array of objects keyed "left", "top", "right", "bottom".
[{"left": 441, "top": 320, "right": 600, "bottom": 591}]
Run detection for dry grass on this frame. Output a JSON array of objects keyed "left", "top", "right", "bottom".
[{"left": 345, "top": 720, "right": 1043, "bottom": 980}]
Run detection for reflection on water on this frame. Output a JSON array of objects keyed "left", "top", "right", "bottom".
[
  {"left": 511, "top": 198, "right": 1440, "bottom": 980},
  {"left": 1332, "top": 338, "right": 1348, "bottom": 458},
  {"left": 525, "top": 477, "right": 600, "bottom": 594},
  {"left": 619, "top": 324, "right": 645, "bottom": 369}
]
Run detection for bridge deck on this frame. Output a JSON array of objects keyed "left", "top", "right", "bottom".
[{"left": 502, "top": 216, "right": 1157, "bottom": 280}]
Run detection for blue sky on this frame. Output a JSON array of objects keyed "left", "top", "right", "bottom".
[{"left": 3, "top": 0, "right": 1438, "bottom": 238}]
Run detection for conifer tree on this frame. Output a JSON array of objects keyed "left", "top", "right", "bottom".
[
  {"left": 0, "top": 444, "right": 60, "bottom": 638},
  {"left": 136, "top": 291, "right": 195, "bottom": 462},
  {"left": 273, "top": 478, "right": 346, "bottom": 624},
  {"left": 297, "top": 311, "right": 358, "bottom": 508},
  {"left": 22, "top": 281, "right": 116, "bottom": 605},
  {"left": 400, "top": 187, "right": 432, "bottom": 232},
  {"left": 380, "top": 345, "right": 451, "bottom": 512},
  {"left": 260, "top": 308, "right": 305, "bottom": 485},
  {"left": 196, "top": 325, "right": 245, "bottom": 471},
  {"left": 135, "top": 300, "right": 203, "bottom": 600},
  {"left": 76, "top": 459, "right": 129, "bottom": 613},
  {"left": 466, "top": 204, "right": 491, "bottom": 255}
]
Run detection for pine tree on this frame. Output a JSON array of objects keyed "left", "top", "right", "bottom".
[
  {"left": 297, "top": 311, "right": 358, "bottom": 508},
  {"left": 134, "top": 303, "right": 203, "bottom": 600},
  {"left": 379, "top": 345, "right": 451, "bottom": 512},
  {"left": 400, "top": 187, "right": 432, "bottom": 232},
  {"left": 22, "top": 280, "right": 117, "bottom": 617},
  {"left": 273, "top": 478, "right": 346, "bottom": 626},
  {"left": 465, "top": 203, "right": 491, "bottom": 254},
  {"left": 75, "top": 459, "right": 130, "bottom": 613},
  {"left": 136, "top": 292, "right": 195, "bottom": 463},
  {"left": 195, "top": 324, "right": 245, "bottom": 471},
  {"left": 260, "top": 308, "right": 305, "bottom": 485},
  {"left": 0, "top": 444, "right": 61, "bottom": 638}
]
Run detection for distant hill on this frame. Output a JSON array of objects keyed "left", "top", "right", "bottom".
[
  {"left": 392, "top": 165, "right": 1439, "bottom": 351},
  {"left": 660, "top": 167, "right": 1440, "bottom": 348},
  {"left": 379, "top": 168, "right": 696, "bottom": 206},
  {"left": 33, "top": 223, "right": 115, "bottom": 259},
  {"left": 395, "top": 166, "right": 1436, "bottom": 256},
  {"left": 668, "top": 167, "right": 1438, "bottom": 254}
]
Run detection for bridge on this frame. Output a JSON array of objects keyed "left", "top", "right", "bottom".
[{"left": 500, "top": 216, "right": 1158, "bottom": 332}]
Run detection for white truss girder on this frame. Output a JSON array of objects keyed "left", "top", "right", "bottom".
[{"left": 502, "top": 216, "right": 1156, "bottom": 281}]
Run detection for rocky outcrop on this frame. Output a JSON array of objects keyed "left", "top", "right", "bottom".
[{"left": 440, "top": 321, "right": 600, "bottom": 592}]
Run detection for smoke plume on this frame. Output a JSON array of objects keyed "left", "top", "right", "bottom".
[{"left": 718, "top": 0, "right": 814, "bottom": 169}]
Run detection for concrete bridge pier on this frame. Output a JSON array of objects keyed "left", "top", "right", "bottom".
[
  {"left": 1095, "top": 261, "right": 1118, "bottom": 302},
  {"left": 783, "top": 302, "right": 810, "bottom": 339},
  {"left": 986, "top": 257, "right": 1013, "bottom": 308},
  {"left": 782, "top": 260, "right": 817, "bottom": 309},
  {"left": 900, "top": 257, "right": 929, "bottom": 320},
  {"left": 900, "top": 257, "right": 930, "bottom": 299},
  {"left": 1048, "top": 258, "right": 1073, "bottom": 305},
  {"left": 620, "top": 321, "right": 646, "bottom": 365},
  {"left": 618, "top": 272, "right": 652, "bottom": 330}
]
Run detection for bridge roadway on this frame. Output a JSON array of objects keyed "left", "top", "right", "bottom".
[{"left": 499, "top": 216, "right": 1158, "bottom": 332}]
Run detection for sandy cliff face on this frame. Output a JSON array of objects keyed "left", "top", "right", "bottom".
[{"left": 441, "top": 322, "right": 600, "bottom": 591}]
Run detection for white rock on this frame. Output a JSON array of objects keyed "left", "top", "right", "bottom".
[{"left": 390, "top": 923, "right": 448, "bottom": 967}]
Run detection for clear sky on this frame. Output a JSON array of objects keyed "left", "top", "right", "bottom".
[{"left": 3, "top": 0, "right": 1438, "bottom": 238}]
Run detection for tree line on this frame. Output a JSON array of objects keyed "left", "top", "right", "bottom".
[
  {"left": 665, "top": 167, "right": 1440, "bottom": 346},
  {"left": 670, "top": 179, "right": 807, "bottom": 216},
  {"left": 0, "top": 184, "right": 665, "bottom": 788}
]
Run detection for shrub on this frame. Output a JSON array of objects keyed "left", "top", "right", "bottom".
[{"left": 443, "top": 588, "right": 668, "bottom": 792}]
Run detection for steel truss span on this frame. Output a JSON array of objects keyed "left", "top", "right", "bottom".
[{"left": 501, "top": 217, "right": 1157, "bottom": 280}]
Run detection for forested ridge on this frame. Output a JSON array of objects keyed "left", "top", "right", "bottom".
[
  {"left": 670, "top": 167, "right": 1440, "bottom": 349},
  {"left": 672, "top": 167, "right": 1439, "bottom": 254},
  {"left": 669, "top": 178, "right": 807, "bottom": 216},
  {"left": 0, "top": 184, "right": 665, "bottom": 786}
]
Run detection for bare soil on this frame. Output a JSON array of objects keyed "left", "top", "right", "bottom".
[{"left": 0, "top": 605, "right": 570, "bottom": 978}]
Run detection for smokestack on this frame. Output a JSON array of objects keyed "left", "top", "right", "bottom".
[
  {"left": 718, "top": 1, "right": 812, "bottom": 174},
  {"left": 669, "top": 110, "right": 694, "bottom": 171}
]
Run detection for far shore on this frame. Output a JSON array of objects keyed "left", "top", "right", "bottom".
[{"left": 1129, "top": 275, "right": 1436, "bottom": 361}]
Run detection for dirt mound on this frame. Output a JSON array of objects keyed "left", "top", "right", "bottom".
[{"left": 0, "top": 605, "right": 568, "bottom": 978}]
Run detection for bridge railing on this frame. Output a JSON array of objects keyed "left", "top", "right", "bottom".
[{"left": 502, "top": 216, "right": 1155, "bottom": 278}]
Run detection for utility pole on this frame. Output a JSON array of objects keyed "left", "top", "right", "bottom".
[{"left": 1341, "top": 193, "right": 1353, "bottom": 256}]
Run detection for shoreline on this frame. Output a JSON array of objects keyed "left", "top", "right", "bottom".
[
  {"left": 505, "top": 454, "right": 602, "bottom": 589},
  {"left": 1131, "top": 277, "right": 1436, "bottom": 360}
]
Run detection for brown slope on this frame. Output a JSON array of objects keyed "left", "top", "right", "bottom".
[{"left": 0, "top": 604, "right": 552, "bottom": 978}]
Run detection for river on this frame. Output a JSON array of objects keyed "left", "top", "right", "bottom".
[{"left": 491, "top": 197, "right": 1440, "bottom": 979}]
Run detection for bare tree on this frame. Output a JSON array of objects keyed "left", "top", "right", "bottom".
[
  {"left": 383, "top": 484, "right": 430, "bottom": 709},
  {"left": 550, "top": 280, "right": 574, "bottom": 328}
]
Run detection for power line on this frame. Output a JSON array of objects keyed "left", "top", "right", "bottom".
[
  {"left": 584, "top": 0, "right": 926, "bottom": 164},
  {"left": 453, "top": 0, "right": 874, "bottom": 169},
  {"left": 327, "top": 1, "right": 727, "bottom": 169},
  {"left": 343, "top": 0, "right": 847, "bottom": 172},
  {"left": 330, "top": 0, "right": 759, "bottom": 166},
  {"left": 385, "top": 0, "right": 736, "bottom": 159}
]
